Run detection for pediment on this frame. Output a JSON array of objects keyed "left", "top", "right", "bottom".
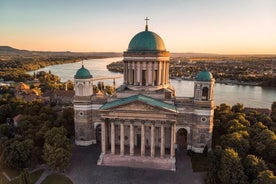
[
  {"left": 100, "top": 94, "right": 177, "bottom": 113},
  {"left": 112, "top": 100, "right": 166, "bottom": 112}
]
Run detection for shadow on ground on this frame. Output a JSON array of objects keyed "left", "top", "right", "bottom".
[{"left": 66, "top": 144, "right": 205, "bottom": 184}]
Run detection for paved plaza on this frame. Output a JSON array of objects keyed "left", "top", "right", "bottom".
[{"left": 66, "top": 144, "right": 205, "bottom": 184}]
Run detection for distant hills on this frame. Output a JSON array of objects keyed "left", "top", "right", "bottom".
[
  {"left": 1, "top": 46, "right": 275, "bottom": 58},
  {"left": 0, "top": 46, "right": 122, "bottom": 57}
]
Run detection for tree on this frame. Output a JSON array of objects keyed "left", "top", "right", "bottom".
[
  {"left": 221, "top": 132, "right": 250, "bottom": 158},
  {"left": 218, "top": 148, "right": 248, "bottom": 184},
  {"left": 2, "top": 139, "right": 34, "bottom": 169},
  {"left": 252, "top": 129, "right": 276, "bottom": 164},
  {"left": 19, "top": 168, "right": 31, "bottom": 184},
  {"left": 43, "top": 126, "right": 72, "bottom": 171},
  {"left": 243, "top": 154, "right": 268, "bottom": 183},
  {"left": 271, "top": 102, "right": 276, "bottom": 123},
  {"left": 206, "top": 146, "right": 223, "bottom": 184},
  {"left": 232, "top": 103, "right": 244, "bottom": 113},
  {"left": 252, "top": 170, "right": 276, "bottom": 184}
]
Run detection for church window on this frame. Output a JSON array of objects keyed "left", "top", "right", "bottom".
[{"left": 202, "top": 87, "right": 209, "bottom": 101}]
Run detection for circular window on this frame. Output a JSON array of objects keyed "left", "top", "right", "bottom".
[
  {"left": 201, "top": 117, "right": 207, "bottom": 122},
  {"left": 79, "top": 111, "right": 84, "bottom": 116}
]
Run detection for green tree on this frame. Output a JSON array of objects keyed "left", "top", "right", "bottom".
[
  {"left": 43, "top": 126, "right": 72, "bottom": 171},
  {"left": 252, "top": 129, "right": 276, "bottom": 164},
  {"left": 252, "top": 170, "right": 276, "bottom": 184},
  {"left": 206, "top": 146, "right": 222, "bottom": 184},
  {"left": 243, "top": 154, "right": 268, "bottom": 183},
  {"left": 218, "top": 148, "right": 248, "bottom": 184},
  {"left": 221, "top": 132, "right": 250, "bottom": 158},
  {"left": 19, "top": 168, "right": 31, "bottom": 184},
  {"left": 232, "top": 103, "right": 244, "bottom": 113},
  {"left": 2, "top": 139, "right": 34, "bottom": 169}
]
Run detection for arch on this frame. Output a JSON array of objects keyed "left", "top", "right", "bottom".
[
  {"left": 95, "top": 124, "right": 101, "bottom": 143},
  {"left": 202, "top": 87, "right": 209, "bottom": 101},
  {"left": 176, "top": 128, "right": 188, "bottom": 150},
  {"left": 77, "top": 83, "right": 84, "bottom": 96}
]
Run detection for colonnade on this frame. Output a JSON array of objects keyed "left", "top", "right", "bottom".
[
  {"left": 101, "top": 119, "right": 175, "bottom": 158},
  {"left": 123, "top": 60, "right": 170, "bottom": 86}
]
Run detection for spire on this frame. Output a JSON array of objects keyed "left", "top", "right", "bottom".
[
  {"left": 82, "top": 60, "right": 84, "bottom": 68},
  {"left": 145, "top": 17, "right": 150, "bottom": 31}
]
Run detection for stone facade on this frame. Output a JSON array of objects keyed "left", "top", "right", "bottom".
[{"left": 73, "top": 25, "right": 215, "bottom": 171}]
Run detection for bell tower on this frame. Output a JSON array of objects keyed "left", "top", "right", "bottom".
[
  {"left": 73, "top": 64, "right": 95, "bottom": 146},
  {"left": 194, "top": 69, "right": 215, "bottom": 101}
]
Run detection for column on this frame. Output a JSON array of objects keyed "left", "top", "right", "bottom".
[
  {"left": 150, "top": 123, "right": 155, "bottom": 157},
  {"left": 160, "top": 123, "right": 165, "bottom": 158},
  {"left": 148, "top": 62, "right": 152, "bottom": 85},
  {"left": 101, "top": 120, "right": 106, "bottom": 154},
  {"left": 166, "top": 61, "right": 169, "bottom": 84},
  {"left": 141, "top": 122, "right": 145, "bottom": 156},
  {"left": 152, "top": 61, "right": 155, "bottom": 85},
  {"left": 138, "top": 61, "right": 141, "bottom": 85},
  {"left": 130, "top": 122, "right": 134, "bottom": 156},
  {"left": 170, "top": 123, "right": 175, "bottom": 158},
  {"left": 158, "top": 62, "right": 161, "bottom": 85},
  {"left": 120, "top": 122, "right": 124, "bottom": 156},
  {"left": 111, "top": 121, "right": 115, "bottom": 155}
]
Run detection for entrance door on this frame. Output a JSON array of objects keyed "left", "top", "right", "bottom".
[
  {"left": 96, "top": 125, "right": 101, "bottom": 144},
  {"left": 137, "top": 134, "right": 141, "bottom": 147},
  {"left": 176, "top": 128, "right": 187, "bottom": 150}
]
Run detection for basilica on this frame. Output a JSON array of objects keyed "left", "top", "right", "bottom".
[{"left": 73, "top": 21, "right": 215, "bottom": 171}]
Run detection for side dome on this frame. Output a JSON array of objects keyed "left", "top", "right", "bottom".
[
  {"left": 195, "top": 70, "right": 213, "bottom": 81},
  {"left": 74, "top": 65, "right": 92, "bottom": 79},
  {"left": 127, "top": 31, "right": 166, "bottom": 52}
]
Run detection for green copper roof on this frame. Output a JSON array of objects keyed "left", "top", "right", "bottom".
[
  {"left": 195, "top": 70, "right": 213, "bottom": 81},
  {"left": 127, "top": 30, "right": 166, "bottom": 52},
  {"left": 74, "top": 65, "right": 92, "bottom": 79},
  {"left": 100, "top": 94, "right": 177, "bottom": 112}
]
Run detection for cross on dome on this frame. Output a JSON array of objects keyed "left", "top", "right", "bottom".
[{"left": 145, "top": 17, "right": 150, "bottom": 31}]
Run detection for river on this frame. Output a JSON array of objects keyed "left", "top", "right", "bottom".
[{"left": 30, "top": 57, "right": 276, "bottom": 109}]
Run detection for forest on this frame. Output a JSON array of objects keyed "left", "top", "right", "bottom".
[{"left": 206, "top": 103, "right": 276, "bottom": 184}]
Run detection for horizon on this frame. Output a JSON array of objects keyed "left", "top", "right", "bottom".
[{"left": 1, "top": 0, "right": 276, "bottom": 55}]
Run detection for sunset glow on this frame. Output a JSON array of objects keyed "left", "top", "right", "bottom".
[{"left": 0, "top": 0, "right": 275, "bottom": 54}]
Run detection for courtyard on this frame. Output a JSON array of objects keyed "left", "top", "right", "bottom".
[{"left": 66, "top": 144, "right": 206, "bottom": 184}]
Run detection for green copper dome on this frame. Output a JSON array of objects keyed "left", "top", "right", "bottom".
[
  {"left": 195, "top": 70, "right": 213, "bottom": 81},
  {"left": 128, "top": 30, "right": 166, "bottom": 52},
  {"left": 74, "top": 65, "right": 92, "bottom": 79}
]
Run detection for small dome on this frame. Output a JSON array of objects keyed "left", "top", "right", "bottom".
[
  {"left": 128, "top": 30, "right": 166, "bottom": 52},
  {"left": 74, "top": 65, "right": 92, "bottom": 79},
  {"left": 195, "top": 70, "right": 213, "bottom": 81}
]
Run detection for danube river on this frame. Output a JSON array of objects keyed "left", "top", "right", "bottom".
[{"left": 31, "top": 57, "right": 276, "bottom": 109}]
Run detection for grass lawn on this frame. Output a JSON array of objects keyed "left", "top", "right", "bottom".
[
  {"left": 9, "top": 169, "right": 44, "bottom": 184},
  {"left": 190, "top": 153, "right": 210, "bottom": 172},
  {"left": 41, "top": 173, "right": 73, "bottom": 184}
]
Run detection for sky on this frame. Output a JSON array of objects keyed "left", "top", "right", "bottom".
[{"left": 0, "top": 0, "right": 276, "bottom": 54}]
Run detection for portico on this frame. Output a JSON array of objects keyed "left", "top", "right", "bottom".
[{"left": 97, "top": 94, "right": 177, "bottom": 170}]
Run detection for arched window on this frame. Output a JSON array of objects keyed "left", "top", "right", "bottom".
[
  {"left": 78, "top": 84, "right": 84, "bottom": 96},
  {"left": 202, "top": 87, "right": 209, "bottom": 101}
]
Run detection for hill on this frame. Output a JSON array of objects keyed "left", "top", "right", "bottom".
[{"left": 0, "top": 46, "right": 122, "bottom": 57}]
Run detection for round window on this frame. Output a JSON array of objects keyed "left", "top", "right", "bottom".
[
  {"left": 201, "top": 117, "right": 207, "bottom": 122},
  {"left": 79, "top": 111, "right": 84, "bottom": 116}
]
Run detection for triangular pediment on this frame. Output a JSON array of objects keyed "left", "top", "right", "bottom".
[{"left": 100, "top": 94, "right": 177, "bottom": 113}]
